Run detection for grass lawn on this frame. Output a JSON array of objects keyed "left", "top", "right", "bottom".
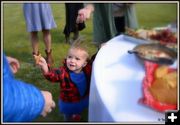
[{"left": 2, "top": 2, "right": 177, "bottom": 122}]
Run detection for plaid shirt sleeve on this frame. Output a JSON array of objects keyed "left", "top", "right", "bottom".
[{"left": 43, "top": 64, "right": 62, "bottom": 83}]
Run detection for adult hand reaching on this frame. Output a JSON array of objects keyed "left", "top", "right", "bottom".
[
  {"left": 76, "top": 4, "right": 94, "bottom": 24},
  {"left": 6, "top": 56, "right": 20, "bottom": 74},
  {"left": 41, "top": 91, "right": 56, "bottom": 117}
]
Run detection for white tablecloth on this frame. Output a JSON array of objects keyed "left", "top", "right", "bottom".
[{"left": 88, "top": 35, "right": 166, "bottom": 123}]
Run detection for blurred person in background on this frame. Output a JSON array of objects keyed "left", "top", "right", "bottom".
[{"left": 63, "top": 3, "right": 86, "bottom": 44}]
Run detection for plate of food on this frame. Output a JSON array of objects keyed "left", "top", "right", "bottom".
[
  {"left": 124, "top": 27, "right": 177, "bottom": 52},
  {"left": 124, "top": 27, "right": 158, "bottom": 44},
  {"left": 149, "top": 29, "right": 177, "bottom": 52}
]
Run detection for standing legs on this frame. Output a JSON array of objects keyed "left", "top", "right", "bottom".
[
  {"left": 42, "top": 30, "right": 54, "bottom": 65},
  {"left": 30, "top": 31, "right": 39, "bottom": 56},
  {"left": 30, "top": 30, "right": 54, "bottom": 65}
]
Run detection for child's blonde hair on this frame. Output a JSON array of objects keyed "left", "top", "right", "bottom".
[{"left": 70, "top": 38, "right": 90, "bottom": 61}]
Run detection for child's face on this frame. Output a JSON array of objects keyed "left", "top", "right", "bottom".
[{"left": 66, "top": 48, "right": 88, "bottom": 73}]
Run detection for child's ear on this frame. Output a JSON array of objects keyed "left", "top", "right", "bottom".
[{"left": 83, "top": 61, "right": 88, "bottom": 67}]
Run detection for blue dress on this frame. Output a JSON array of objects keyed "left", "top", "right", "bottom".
[
  {"left": 3, "top": 54, "right": 45, "bottom": 122},
  {"left": 23, "top": 3, "right": 57, "bottom": 32}
]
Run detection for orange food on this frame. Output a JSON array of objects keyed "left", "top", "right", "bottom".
[
  {"left": 154, "top": 65, "right": 169, "bottom": 79},
  {"left": 163, "top": 71, "right": 177, "bottom": 88},
  {"left": 149, "top": 78, "right": 177, "bottom": 104},
  {"left": 33, "top": 54, "right": 41, "bottom": 64},
  {"left": 149, "top": 68, "right": 177, "bottom": 105}
]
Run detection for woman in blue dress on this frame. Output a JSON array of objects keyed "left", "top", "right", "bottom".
[{"left": 23, "top": 3, "right": 57, "bottom": 65}]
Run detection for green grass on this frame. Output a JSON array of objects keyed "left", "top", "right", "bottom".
[
  {"left": 2, "top": 3, "right": 177, "bottom": 122},
  {"left": 135, "top": 3, "right": 177, "bottom": 28}
]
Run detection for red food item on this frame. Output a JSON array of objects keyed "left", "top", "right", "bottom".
[
  {"left": 139, "top": 61, "right": 177, "bottom": 112},
  {"left": 150, "top": 29, "right": 177, "bottom": 44}
]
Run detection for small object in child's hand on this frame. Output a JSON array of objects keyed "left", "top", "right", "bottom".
[{"left": 33, "top": 54, "right": 42, "bottom": 64}]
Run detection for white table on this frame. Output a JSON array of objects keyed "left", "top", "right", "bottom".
[{"left": 88, "top": 35, "right": 166, "bottom": 123}]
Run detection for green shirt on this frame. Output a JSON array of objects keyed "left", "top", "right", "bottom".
[{"left": 93, "top": 3, "right": 117, "bottom": 45}]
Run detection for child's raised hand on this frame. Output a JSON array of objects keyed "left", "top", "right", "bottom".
[
  {"left": 38, "top": 56, "right": 47, "bottom": 66},
  {"left": 34, "top": 54, "right": 49, "bottom": 74},
  {"left": 34, "top": 54, "right": 45, "bottom": 65},
  {"left": 34, "top": 54, "right": 42, "bottom": 64}
]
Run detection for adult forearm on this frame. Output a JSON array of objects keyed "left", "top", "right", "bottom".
[{"left": 3, "top": 78, "right": 44, "bottom": 122}]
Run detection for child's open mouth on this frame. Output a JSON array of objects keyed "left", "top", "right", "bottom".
[{"left": 69, "top": 64, "right": 75, "bottom": 67}]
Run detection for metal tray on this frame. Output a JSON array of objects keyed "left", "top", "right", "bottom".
[{"left": 128, "top": 43, "right": 177, "bottom": 65}]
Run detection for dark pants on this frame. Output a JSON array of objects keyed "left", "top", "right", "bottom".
[
  {"left": 63, "top": 3, "right": 85, "bottom": 36},
  {"left": 114, "top": 16, "right": 125, "bottom": 36}
]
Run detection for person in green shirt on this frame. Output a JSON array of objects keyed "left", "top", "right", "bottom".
[
  {"left": 76, "top": 3, "right": 117, "bottom": 48},
  {"left": 76, "top": 3, "right": 139, "bottom": 48}
]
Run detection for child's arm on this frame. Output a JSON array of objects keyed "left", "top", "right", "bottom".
[
  {"left": 43, "top": 67, "right": 62, "bottom": 83},
  {"left": 36, "top": 56, "right": 62, "bottom": 82}
]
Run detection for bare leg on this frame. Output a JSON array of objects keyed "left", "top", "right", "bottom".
[
  {"left": 30, "top": 31, "right": 39, "bottom": 55},
  {"left": 42, "top": 30, "right": 51, "bottom": 52},
  {"left": 42, "top": 30, "right": 54, "bottom": 65}
]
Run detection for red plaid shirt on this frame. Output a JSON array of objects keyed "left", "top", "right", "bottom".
[{"left": 44, "top": 55, "right": 95, "bottom": 103}]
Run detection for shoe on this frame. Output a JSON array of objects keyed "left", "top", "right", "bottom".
[
  {"left": 32, "top": 51, "right": 40, "bottom": 66},
  {"left": 45, "top": 49, "right": 54, "bottom": 65}
]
